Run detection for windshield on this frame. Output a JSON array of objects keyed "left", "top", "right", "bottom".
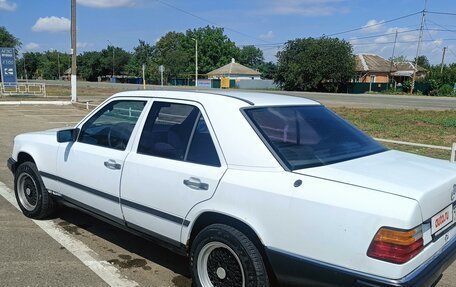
[{"left": 244, "top": 105, "right": 386, "bottom": 170}]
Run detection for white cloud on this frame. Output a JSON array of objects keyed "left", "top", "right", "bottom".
[
  {"left": 259, "top": 0, "right": 348, "bottom": 16},
  {"left": 362, "top": 19, "right": 384, "bottom": 33},
  {"left": 352, "top": 23, "right": 450, "bottom": 64},
  {"left": 76, "top": 42, "right": 94, "bottom": 51},
  {"left": 260, "top": 31, "right": 274, "bottom": 39},
  {"left": 25, "top": 42, "right": 39, "bottom": 50},
  {"left": 262, "top": 46, "right": 282, "bottom": 63},
  {"left": 32, "top": 16, "right": 71, "bottom": 33},
  {"left": 0, "top": 0, "right": 17, "bottom": 11},
  {"left": 374, "top": 36, "right": 389, "bottom": 44},
  {"left": 77, "top": 0, "right": 136, "bottom": 8},
  {"left": 77, "top": 42, "right": 92, "bottom": 48}
]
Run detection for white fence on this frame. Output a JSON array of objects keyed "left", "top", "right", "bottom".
[
  {"left": 0, "top": 83, "right": 46, "bottom": 97},
  {"left": 375, "top": 138, "right": 456, "bottom": 163}
]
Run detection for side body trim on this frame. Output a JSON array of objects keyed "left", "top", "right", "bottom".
[
  {"left": 121, "top": 198, "right": 190, "bottom": 226},
  {"left": 266, "top": 235, "right": 456, "bottom": 287},
  {"left": 40, "top": 171, "right": 190, "bottom": 226}
]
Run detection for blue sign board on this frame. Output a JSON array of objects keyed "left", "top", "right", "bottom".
[{"left": 0, "top": 47, "right": 17, "bottom": 85}]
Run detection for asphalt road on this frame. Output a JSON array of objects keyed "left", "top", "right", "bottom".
[
  {"left": 281, "top": 91, "right": 456, "bottom": 110},
  {"left": 0, "top": 104, "right": 455, "bottom": 287},
  {"left": 0, "top": 105, "right": 191, "bottom": 287}
]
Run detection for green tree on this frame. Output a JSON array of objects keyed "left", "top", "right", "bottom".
[
  {"left": 275, "top": 37, "right": 355, "bottom": 92},
  {"left": 0, "top": 26, "right": 21, "bottom": 54},
  {"left": 148, "top": 26, "right": 242, "bottom": 82},
  {"left": 185, "top": 26, "right": 241, "bottom": 74},
  {"left": 258, "top": 61, "right": 277, "bottom": 79},
  {"left": 415, "top": 55, "right": 430, "bottom": 69},
  {"left": 126, "top": 40, "right": 160, "bottom": 83},
  {"left": 101, "top": 46, "right": 132, "bottom": 76},
  {"left": 388, "top": 55, "right": 408, "bottom": 62},
  {"left": 17, "top": 52, "right": 41, "bottom": 79},
  {"left": 78, "top": 51, "right": 103, "bottom": 81},
  {"left": 238, "top": 45, "right": 264, "bottom": 69},
  {"left": 17, "top": 51, "right": 72, "bottom": 80},
  {"left": 154, "top": 31, "right": 191, "bottom": 82}
]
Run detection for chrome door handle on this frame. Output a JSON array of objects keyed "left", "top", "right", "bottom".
[
  {"left": 183, "top": 177, "right": 209, "bottom": 190},
  {"left": 104, "top": 159, "right": 121, "bottom": 170}
]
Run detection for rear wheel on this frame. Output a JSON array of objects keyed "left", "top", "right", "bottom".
[
  {"left": 14, "top": 162, "right": 55, "bottom": 219},
  {"left": 191, "top": 224, "right": 269, "bottom": 287}
]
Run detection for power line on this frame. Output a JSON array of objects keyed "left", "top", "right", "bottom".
[
  {"left": 427, "top": 19, "right": 452, "bottom": 30},
  {"left": 447, "top": 47, "right": 456, "bottom": 59},
  {"left": 153, "top": 0, "right": 270, "bottom": 43},
  {"left": 351, "top": 38, "right": 456, "bottom": 46},
  {"left": 423, "top": 20, "right": 444, "bottom": 53},
  {"left": 324, "top": 11, "right": 422, "bottom": 37},
  {"left": 425, "top": 28, "right": 456, "bottom": 33},
  {"left": 428, "top": 11, "right": 456, "bottom": 16},
  {"left": 349, "top": 29, "right": 419, "bottom": 40},
  {"left": 239, "top": 29, "right": 421, "bottom": 48}
]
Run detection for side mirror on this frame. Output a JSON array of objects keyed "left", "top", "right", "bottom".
[{"left": 57, "top": 128, "right": 80, "bottom": 143}]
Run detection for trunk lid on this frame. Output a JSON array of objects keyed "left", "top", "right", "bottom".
[{"left": 294, "top": 150, "right": 456, "bottom": 221}]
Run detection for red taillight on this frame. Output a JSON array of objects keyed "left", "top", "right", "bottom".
[{"left": 367, "top": 227, "right": 424, "bottom": 264}]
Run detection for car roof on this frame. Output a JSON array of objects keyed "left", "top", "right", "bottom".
[{"left": 111, "top": 90, "right": 321, "bottom": 107}]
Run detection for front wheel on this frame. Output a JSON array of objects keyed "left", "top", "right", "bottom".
[
  {"left": 191, "top": 224, "right": 269, "bottom": 287},
  {"left": 14, "top": 162, "right": 55, "bottom": 219}
]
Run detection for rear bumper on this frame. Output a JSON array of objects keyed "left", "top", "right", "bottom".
[
  {"left": 266, "top": 235, "right": 456, "bottom": 287},
  {"left": 7, "top": 157, "right": 16, "bottom": 174}
]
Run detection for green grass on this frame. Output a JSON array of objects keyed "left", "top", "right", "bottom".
[{"left": 332, "top": 108, "right": 456, "bottom": 160}]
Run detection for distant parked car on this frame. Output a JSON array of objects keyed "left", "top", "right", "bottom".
[{"left": 7, "top": 91, "right": 456, "bottom": 287}]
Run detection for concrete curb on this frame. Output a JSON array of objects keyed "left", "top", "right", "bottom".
[{"left": 0, "top": 101, "right": 72, "bottom": 105}]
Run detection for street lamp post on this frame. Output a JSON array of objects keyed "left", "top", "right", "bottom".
[
  {"left": 71, "top": 0, "right": 77, "bottom": 102},
  {"left": 107, "top": 40, "right": 115, "bottom": 78},
  {"left": 192, "top": 38, "right": 198, "bottom": 87}
]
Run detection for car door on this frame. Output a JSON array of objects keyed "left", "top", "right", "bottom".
[
  {"left": 121, "top": 100, "right": 227, "bottom": 243},
  {"left": 56, "top": 99, "right": 147, "bottom": 222}
]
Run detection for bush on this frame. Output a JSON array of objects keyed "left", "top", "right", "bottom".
[
  {"left": 402, "top": 80, "right": 411, "bottom": 92},
  {"left": 381, "top": 88, "right": 403, "bottom": 95},
  {"left": 437, "top": 84, "right": 455, "bottom": 97}
]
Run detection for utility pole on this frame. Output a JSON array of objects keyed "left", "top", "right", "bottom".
[
  {"left": 410, "top": 0, "right": 427, "bottom": 95},
  {"left": 159, "top": 65, "right": 164, "bottom": 86},
  {"left": 57, "top": 51, "right": 61, "bottom": 79},
  {"left": 71, "top": 0, "right": 77, "bottom": 102},
  {"left": 142, "top": 64, "right": 146, "bottom": 90},
  {"left": 389, "top": 29, "right": 398, "bottom": 87},
  {"left": 440, "top": 47, "right": 447, "bottom": 74},
  {"left": 192, "top": 38, "right": 198, "bottom": 87}
]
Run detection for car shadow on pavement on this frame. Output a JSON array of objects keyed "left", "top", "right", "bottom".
[{"left": 55, "top": 206, "right": 192, "bottom": 283}]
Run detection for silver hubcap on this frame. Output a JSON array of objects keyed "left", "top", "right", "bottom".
[
  {"left": 17, "top": 173, "right": 38, "bottom": 211},
  {"left": 197, "top": 242, "right": 245, "bottom": 287}
]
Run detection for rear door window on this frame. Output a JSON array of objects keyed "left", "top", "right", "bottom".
[{"left": 138, "top": 101, "right": 221, "bottom": 166}]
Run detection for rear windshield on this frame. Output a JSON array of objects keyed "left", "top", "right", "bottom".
[{"left": 244, "top": 106, "right": 386, "bottom": 170}]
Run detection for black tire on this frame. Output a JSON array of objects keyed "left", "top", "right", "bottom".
[
  {"left": 191, "top": 223, "right": 269, "bottom": 287},
  {"left": 14, "top": 162, "right": 55, "bottom": 219}
]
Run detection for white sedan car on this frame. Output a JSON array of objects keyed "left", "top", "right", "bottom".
[{"left": 7, "top": 91, "right": 456, "bottom": 287}]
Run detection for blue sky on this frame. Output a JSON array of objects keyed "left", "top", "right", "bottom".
[{"left": 1, "top": 0, "right": 456, "bottom": 64}]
